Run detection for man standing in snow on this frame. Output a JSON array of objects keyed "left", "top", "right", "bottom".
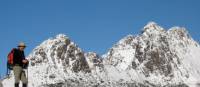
[{"left": 11, "top": 42, "right": 29, "bottom": 87}]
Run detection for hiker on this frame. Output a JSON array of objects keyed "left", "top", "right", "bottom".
[{"left": 8, "top": 42, "right": 29, "bottom": 87}]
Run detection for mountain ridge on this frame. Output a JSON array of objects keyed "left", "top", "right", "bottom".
[{"left": 2, "top": 22, "right": 200, "bottom": 87}]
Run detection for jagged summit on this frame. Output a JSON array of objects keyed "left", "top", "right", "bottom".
[
  {"left": 2, "top": 22, "right": 200, "bottom": 87},
  {"left": 142, "top": 22, "right": 190, "bottom": 39},
  {"left": 116, "top": 34, "right": 136, "bottom": 46},
  {"left": 142, "top": 22, "right": 165, "bottom": 34},
  {"left": 55, "top": 34, "right": 69, "bottom": 39},
  {"left": 168, "top": 27, "right": 191, "bottom": 39},
  {"left": 144, "top": 21, "right": 157, "bottom": 28}
]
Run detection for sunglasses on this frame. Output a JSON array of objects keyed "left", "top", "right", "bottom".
[{"left": 18, "top": 46, "right": 26, "bottom": 48}]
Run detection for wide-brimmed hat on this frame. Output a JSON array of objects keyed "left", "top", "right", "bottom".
[{"left": 18, "top": 42, "right": 26, "bottom": 47}]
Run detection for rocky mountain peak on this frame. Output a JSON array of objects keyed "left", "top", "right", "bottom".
[
  {"left": 142, "top": 22, "right": 165, "bottom": 34},
  {"left": 104, "top": 22, "right": 200, "bottom": 86},
  {"left": 55, "top": 34, "right": 68, "bottom": 39},
  {"left": 168, "top": 27, "right": 191, "bottom": 39},
  {"left": 29, "top": 34, "right": 90, "bottom": 74},
  {"left": 116, "top": 35, "right": 136, "bottom": 47}
]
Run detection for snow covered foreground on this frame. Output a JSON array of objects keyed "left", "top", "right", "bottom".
[{"left": 2, "top": 22, "right": 200, "bottom": 87}]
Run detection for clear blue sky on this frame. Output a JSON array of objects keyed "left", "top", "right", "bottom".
[{"left": 0, "top": 0, "right": 199, "bottom": 78}]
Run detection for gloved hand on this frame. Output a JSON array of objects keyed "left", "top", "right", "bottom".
[{"left": 22, "top": 59, "right": 28, "bottom": 64}]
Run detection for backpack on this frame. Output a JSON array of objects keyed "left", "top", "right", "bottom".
[{"left": 7, "top": 48, "right": 15, "bottom": 70}]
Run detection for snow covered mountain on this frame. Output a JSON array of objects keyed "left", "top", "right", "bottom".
[
  {"left": 104, "top": 22, "right": 200, "bottom": 86},
  {"left": 2, "top": 22, "right": 200, "bottom": 87}
]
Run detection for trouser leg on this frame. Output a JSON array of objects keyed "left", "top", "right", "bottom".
[
  {"left": 21, "top": 70, "right": 28, "bottom": 85},
  {"left": 15, "top": 83, "right": 19, "bottom": 87},
  {"left": 13, "top": 66, "right": 22, "bottom": 84},
  {"left": 23, "top": 83, "right": 27, "bottom": 87}
]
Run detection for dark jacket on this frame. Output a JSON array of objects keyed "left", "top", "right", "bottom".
[{"left": 13, "top": 48, "right": 25, "bottom": 66}]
